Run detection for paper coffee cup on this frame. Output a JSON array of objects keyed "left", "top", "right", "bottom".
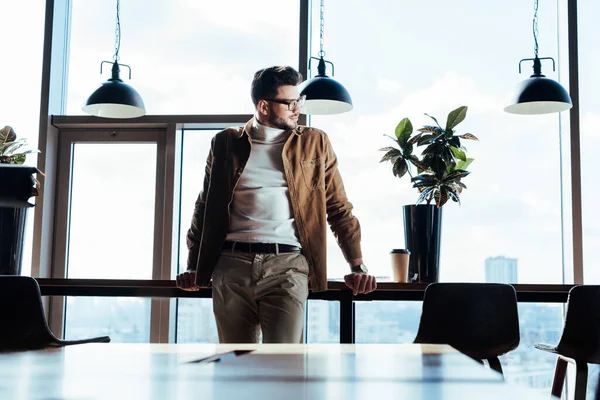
[{"left": 390, "top": 249, "right": 410, "bottom": 283}]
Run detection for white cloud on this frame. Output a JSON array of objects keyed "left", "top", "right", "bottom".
[
  {"left": 174, "top": 0, "right": 298, "bottom": 35},
  {"left": 376, "top": 78, "right": 403, "bottom": 94}
]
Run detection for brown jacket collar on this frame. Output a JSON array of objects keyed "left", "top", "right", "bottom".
[{"left": 237, "top": 117, "right": 305, "bottom": 139}]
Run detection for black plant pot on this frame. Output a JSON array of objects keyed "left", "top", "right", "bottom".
[
  {"left": 0, "top": 207, "right": 28, "bottom": 275},
  {"left": 0, "top": 165, "right": 39, "bottom": 275},
  {"left": 403, "top": 204, "right": 443, "bottom": 283}
]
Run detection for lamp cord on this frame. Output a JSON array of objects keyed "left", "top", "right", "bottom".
[
  {"left": 532, "top": 0, "right": 539, "bottom": 58},
  {"left": 113, "top": 0, "right": 121, "bottom": 62},
  {"left": 318, "top": 0, "right": 325, "bottom": 58}
]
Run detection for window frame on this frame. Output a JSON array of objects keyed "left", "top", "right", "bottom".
[{"left": 35, "top": 0, "right": 583, "bottom": 344}]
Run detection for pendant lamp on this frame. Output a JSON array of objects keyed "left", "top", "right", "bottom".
[
  {"left": 299, "top": 0, "right": 352, "bottom": 115},
  {"left": 83, "top": 0, "right": 146, "bottom": 119},
  {"left": 504, "top": 0, "right": 572, "bottom": 115}
]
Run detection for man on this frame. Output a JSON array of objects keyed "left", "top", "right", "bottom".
[{"left": 176, "top": 66, "right": 376, "bottom": 343}]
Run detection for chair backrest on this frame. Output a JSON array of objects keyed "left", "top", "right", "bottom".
[
  {"left": 414, "top": 283, "right": 520, "bottom": 360},
  {"left": 556, "top": 285, "right": 600, "bottom": 363},
  {"left": 0, "top": 276, "right": 56, "bottom": 351}
]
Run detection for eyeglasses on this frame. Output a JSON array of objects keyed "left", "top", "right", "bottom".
[{"left": 264, "top": 95, "right": 306, "bottom": 111}]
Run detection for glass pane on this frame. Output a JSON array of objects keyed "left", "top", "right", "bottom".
[
  {"left": 176, "top": 298, "right": 219, "bottom": 343},
  {"left": 355, "top": 301, "right": 564, "bottom": 394},
  {"left": 354, "top": 301, "right": 422, "bottom": 343},
  {"left": 64, "top": 297, "right": 151, "bottom": 343},
  {"left": 66, "top": 0, "right": 299, "bottom": 115},
  {"left": 501, "top": 303, "right": 564, "bottom": 394},
  {"left": 1, "top": 1, "right": 46, "bottom": 276},
  {"left": 178, "top": 130, "right": 218, "bottom": 274},
  {"left": 306, "top": 300, "right": 340, "bottom": 343},
  {"left": 309, "top": 0, "right": 567, "bottom": 283},
  {"left": 67, "top": 143, "right": 156, "bottom": 279},
  {"left": 578, "top": 0, "right": 600, "bottom": 283}
]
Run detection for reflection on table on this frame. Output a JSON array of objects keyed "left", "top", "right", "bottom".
[{"left": 0, "top": 343, "right": 556, "bottom": 399}]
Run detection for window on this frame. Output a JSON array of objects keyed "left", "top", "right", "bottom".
[
  {"left": 1, "top": 1, "right": 46, "bottom": 276},
  {"left": 354, "top": 301, "right": 564, "bottom": 393},
  {"left": 66, "top": 143, "right": 156, "bottom": 279},
  {"left": 176, "top": 298, "right": 218, "bottom": 343},
  {"left": 66, "top": 0, "right": 300, "bottom": 115},
  {"left": 55, "top": 131, "right": 166, "bottom": 343},
  {"left": 306, "top": 300, "right": 340, "bottom": 343},
  {"left": 577, "top": 0, "right": 600, "bottom": 284},
  {"left": 64, "top": 297, "right": 151, "bottom": 343},
  {"left": 177, "top": 129, "right": 218, "bottom": 274},
  {"left": 309, "top": 0, "right": 568, "bottom": 284}
]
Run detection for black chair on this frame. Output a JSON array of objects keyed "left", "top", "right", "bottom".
[
  {"left": 535, "top": 285, "right": 600, "bottom": 400},
  {"left": 413, "top": 283, "right": 520, "bottom": 377},
  {"left": 0, "top": 276, "right": 110, "bottom": 351}
]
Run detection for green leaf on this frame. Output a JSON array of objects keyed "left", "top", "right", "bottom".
[
  {"left": 408, "top": 155, "right": 428, "bottom": 171},
  {"left": 459, "top": 133, "right": 479, "bottom": 141},
  {"left": 379, "top": 148, "right": 402, "bottom": 163},
  {"left": 392, "top": 158, "right": 409, "bottom": 178},
  {"left": 449, "top": 137, "right": 461, "bottom": 148},
  {"left": 416, "top": 126, "right": 442, "bottom": 134},
  {"left": 443, "top": 169, "right": 470, "bottom": 182},
  {"left": 455, "top": 158, "right": 473, "bottom": 171},
  {"left": 445, "top": 186, "right": 461, "bottom": 203},
  {"left": 395, "top": 118, "right": 413, "bottom": 145},
  {"left": 0, "top": 126, "right": 16, "bottom": 144},
  {"left": 416, "top": 187, "right": 435, "bottom": 204},
  {"left": 407, "top": 132, "right": 424, "bottom": 146},
  {"left": 412, "top": 173, "right": 437, "bottom": 185},
  {"left": 450, "top": 146, "right": 467, "bottom": 161},
  {"left": 445, "top": 106, "right": 468, "bottom": 131},
  {"left": 417, "top": 134, "right": 436, "bottom": 146},
  {"left": 436, "top": 188, "right": 449, "bottom": 208},
  {"left": 424, "top": 113, "right": 441, "bottom": 129}
]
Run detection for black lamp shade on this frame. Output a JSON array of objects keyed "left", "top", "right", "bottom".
[
  {"left": 504, "top": 76, "right": 572, "bottom": 115},
  {"left": 299, "top": 76, "right": 353, "bottom": 115},
  {"left": 83, "top": 79, "right": 146, "bottom": 119}
]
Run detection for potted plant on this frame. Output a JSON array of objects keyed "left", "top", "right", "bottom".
[
  {"left": 379, "top": 106, "right": 478, "bottom": 282},
  {"left": 0, "top": 125, "right": 41, "bottom": 275}
]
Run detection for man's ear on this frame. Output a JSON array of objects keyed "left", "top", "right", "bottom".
[{"left": 257, "top": 100, "right": 269, "bottom": 116}]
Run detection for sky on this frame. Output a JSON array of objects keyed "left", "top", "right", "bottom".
[{"left": 2, "top": 0, "right": 600, "bottom": 285}]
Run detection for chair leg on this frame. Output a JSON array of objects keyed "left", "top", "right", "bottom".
[
  {"left": 551, "top": 357, "right": 569, "bottom": 398},
  {"left": 574, "top": 360, "right": 588, "bottom": 400},
  {"left": 487, "top": 357, "right": 504, "bottom": 379}
]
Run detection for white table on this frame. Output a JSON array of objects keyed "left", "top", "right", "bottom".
[{"left": 0, "top": 343, "right": 555, "bottom": 399}]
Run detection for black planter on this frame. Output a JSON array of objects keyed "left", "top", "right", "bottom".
[
  {"left": 0, "top": 207, "right": 28, "bottom": 275},
  {"left": 0, "top": 165, "right": 39, "bottom": 275},
  {"left": 403, "top": 204, "right": 443, "bottom": 283}
]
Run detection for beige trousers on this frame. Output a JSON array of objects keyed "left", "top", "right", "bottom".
[{"left": 211, "top": 250, "right": 309, "bottom": 343}]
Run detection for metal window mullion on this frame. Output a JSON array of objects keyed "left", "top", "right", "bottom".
[
  {"left": 33, "top": 0, "right": 71, "bottom": 281},
  {"left": 298, "top": 0, "right": 309, "bottom": 127},
  {"left": 47, "top": 129, "right": 76, "bottom": 337},
  {"left": 150, "top": 125, "right": 176, "bottom": 344},
  {"left": 567, "top": 0, "right": 583, "bottom": 284}
]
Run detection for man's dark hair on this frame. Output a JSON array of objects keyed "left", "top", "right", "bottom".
[{"left": 251, "top": 66, "right": 303, "bottom": 106}]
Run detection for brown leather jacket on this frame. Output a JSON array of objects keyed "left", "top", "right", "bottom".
[{"left": 187, "top": 119, "right": 362, "bottom": 292}]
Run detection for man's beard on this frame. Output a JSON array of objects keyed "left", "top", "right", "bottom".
[{"left": 268, "top": 111, "right": 297, "bottom": 130}]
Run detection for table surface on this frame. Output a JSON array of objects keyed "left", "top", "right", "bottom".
[{"left": 0, "top": 343, "right": 555, "bottom": 399}]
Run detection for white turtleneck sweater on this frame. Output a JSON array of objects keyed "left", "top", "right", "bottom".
[{"left": 225, "top": 119, "right": 301, "bottom": 247}]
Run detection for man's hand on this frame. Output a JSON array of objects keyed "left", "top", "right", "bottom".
[
  {"left": 176, "top": 270, "right": 199, "bottom": 291},
  {"left": 344, "top": 273, "right": 377, "bottom": 296}
]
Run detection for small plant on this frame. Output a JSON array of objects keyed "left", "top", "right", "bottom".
[
  {"left": 0, "top": 126, "right": 39, "bottom": 164},
  {"left": 379, "top": 106, "right": 479, "bottom": 208}
]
